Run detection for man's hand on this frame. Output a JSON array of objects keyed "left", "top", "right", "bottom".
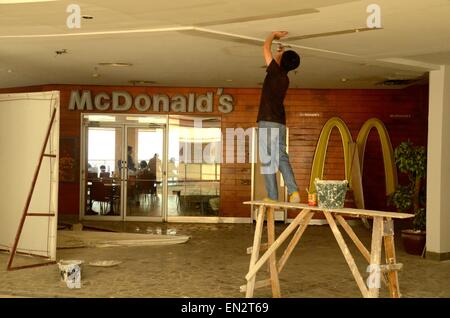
[{"left": 272, "top": 31, "right": 288, "bottom": 40}]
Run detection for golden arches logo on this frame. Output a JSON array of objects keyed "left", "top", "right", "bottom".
[{"left": 308, "top": 117, "right": 398, "bottom": 208}]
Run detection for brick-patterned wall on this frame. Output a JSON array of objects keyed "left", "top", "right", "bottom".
[{"left": 0, "top": 84, "right": 428, "bottom": 218}]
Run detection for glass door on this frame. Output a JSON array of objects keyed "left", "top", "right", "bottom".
[
  {"left": 124, "top": 124, "right": 166, "bottom": 221},
  {"left": 83, "top": 125, "right": 123, "bottom": 219}
]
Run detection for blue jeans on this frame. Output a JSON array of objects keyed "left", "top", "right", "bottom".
[{"left": 258, "top": 121, "right": 299, "bottom": 200}]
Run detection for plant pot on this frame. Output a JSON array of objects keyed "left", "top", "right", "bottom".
[{"left": 401, "top": 229, "right": 426, "bottom": 255}]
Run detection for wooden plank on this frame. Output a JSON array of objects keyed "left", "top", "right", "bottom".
[
  {"left": 26, "top": 213, "right": 56, "bottom": 217},
  {"left": 383, "top": 226, "right": 401, "bottom": 298},
  {"left": 266, "top": 207, "right": 281, "bottom": 298},
  {"left": 335, "top": 215, "right": 371, "bottom": 262},
  {"left": 335, "top": 215, "right": 389, "bottom": 288},
  {"left": 243, "top": 201, "right": 413, "bottom": 219},
  {"left": 245, "top": 209, "right": 311, "bottom": 281},
  {"left": 278, "top": 211, "right": 314, "bottom": 272},
  {"left": 368, "top": 217, "right": 384, "bottom": 298},
  {"left": 247, "top": 243, "right": 268, "bottom": 254},
  {"left": 380, "top": 263, "right": 403, "bottom": 273},
  {"left": 240, "top": 279, "right": 271, "bottom": 293},
  {"left": 8, "top": 261, "right": 56, "bottom": 271},
  {"left": 323, "top": 211, "right": 369, "bottom": 298},
  {"left": 245, "top": 205, "right": 265, "bottom": 298}
]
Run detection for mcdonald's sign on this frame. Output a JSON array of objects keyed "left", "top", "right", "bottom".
[{"left": 308, "top": 117, "right": 398, "bottom": 209}]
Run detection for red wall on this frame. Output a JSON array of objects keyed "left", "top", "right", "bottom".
[{"left": 0, "top": 84, "right": 429, "bottom": 218}]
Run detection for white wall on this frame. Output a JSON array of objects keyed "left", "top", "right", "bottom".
[
  {"left": 0, "top": 91, "right": 59, "bottom": 260},
  {"left": 427, "top": 65, "right": 450, "bottom": 258}
]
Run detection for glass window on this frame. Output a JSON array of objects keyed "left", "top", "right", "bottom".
[{"left": 168, "top": 116, "right": 221, "bottom": 216}]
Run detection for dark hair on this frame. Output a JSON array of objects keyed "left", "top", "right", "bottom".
[
  {"left": 280, "top": 50, "right": 300, "bottom": 72},
  {"left": 100, "top": 165, "right": 106, "bottom": 170},
  {"left": 140, "top": 160, "right": 148, "bottom": 169}
]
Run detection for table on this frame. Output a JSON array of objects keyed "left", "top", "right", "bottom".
[
  {"left": 242, "top": 201, "right": 414, "bottom": 298},
  {"left": 87, "top": 180, "right": 120, "bottom": 215}
]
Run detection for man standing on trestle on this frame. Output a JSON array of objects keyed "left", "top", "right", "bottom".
[{"left": 257, "top": 31, "right": 301, "bottom": 203}]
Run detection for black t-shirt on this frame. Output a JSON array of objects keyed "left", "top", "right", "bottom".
[{"left": 257, "top": 59, "right": 289, "bottom": 125}]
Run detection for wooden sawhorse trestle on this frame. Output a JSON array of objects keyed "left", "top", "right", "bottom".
[{"left": 241, "top": 201, "right": 413, "bottom": 298}]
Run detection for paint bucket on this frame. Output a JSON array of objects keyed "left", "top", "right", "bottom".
[
  {"left": 314, "top": 179, "right": 348, "bottom": 209},
  {"left": 58, "top": 260, "right": 84, "bottom": 288},
  {"left": 308, "top": 193, "right": 317, "bottom": 206}
]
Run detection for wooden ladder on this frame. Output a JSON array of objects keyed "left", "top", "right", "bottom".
[{"left": 7, "top": 107, "right": 58, "bottom": 271}]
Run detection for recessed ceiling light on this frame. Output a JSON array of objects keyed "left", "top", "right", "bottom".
[
  {"left": 98, "top": 62, "right": 133, "bottom": 67},
  {"left": 226, "top": 79, "right": 233, "bottom": 82},
  {"left": 341, "top": 78, "right": 348, "bottom": 82},
  {"left": 7, "top": 69, "right": 12, "bottom": 73}
]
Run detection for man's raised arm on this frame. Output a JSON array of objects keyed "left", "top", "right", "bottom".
[{"left": 263, "top": 31, "right": 288, "bottom": 66}]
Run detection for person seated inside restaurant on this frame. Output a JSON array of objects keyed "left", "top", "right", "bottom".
[
  {"left": 99, "top": 165, "right": 110, "bottom": 179},
  {"left": 87, "top": 163, "right": 98, "bottom": 179},
  {"left": 139, "top": 160, "right": 148, "bottom": 171}
]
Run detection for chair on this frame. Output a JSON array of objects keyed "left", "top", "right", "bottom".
[
  {"left": 90, "top": 181, "right": 111, "bottom": 214},
  {"left": 137, "top": 179, "right": 153, "bottom": 205},
  {"left": 87, "top": 172, "right": 98, "bottom": 180},
  {"left": 100, "top": 171, "right": 110, "bottom": 179},
  {"left": 208, "top": 197, "right": 220, "bottom": 216},
  {"left": 127, "top": 175, "right": 138, "bottom": 204},
  {"left": 172, "top": 190, "right": 183, "bottom": 212},
  {"left": 148, "top": 173, "right": 157, "bottom": 198}
]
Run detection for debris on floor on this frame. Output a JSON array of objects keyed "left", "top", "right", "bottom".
[
  {"left": 87, "top": 260, "right": 122, "bottom": 267},
  {"left": 57, "top": 230, "right": 190, "bottom": 249}
]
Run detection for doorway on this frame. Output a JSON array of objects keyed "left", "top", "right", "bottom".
[
  {"left": 81, "top": 115, "right": 166, "bottom": 221},
  {"left": 80, "top": 114, "right": 222, "bottom": 222}
]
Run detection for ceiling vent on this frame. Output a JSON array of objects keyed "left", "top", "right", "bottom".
[{"left": 376, "top": 79, "right": 417, "bottom": 86}]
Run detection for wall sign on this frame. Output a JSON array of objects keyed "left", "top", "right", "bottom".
[{"left": 69, "top": 89, "right": 234, "bottom": 113}]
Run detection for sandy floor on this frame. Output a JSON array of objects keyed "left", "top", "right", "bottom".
[{"left": 0, "top": 222, "right": 449, "bottom": 298}]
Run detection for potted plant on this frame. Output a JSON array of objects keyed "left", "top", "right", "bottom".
[{"left": 390, "top": 140, "right": 427, "bottom": 255}]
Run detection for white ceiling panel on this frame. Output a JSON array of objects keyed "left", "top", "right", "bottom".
[{"left": 0, "top": 0, "right": 448, "bottom": 88}]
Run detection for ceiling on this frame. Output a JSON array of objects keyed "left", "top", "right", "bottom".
[{"left": 0, "top": 0, "right": 449, "bottom": 89}]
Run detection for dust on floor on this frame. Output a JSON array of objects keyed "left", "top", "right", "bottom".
[{"left": 0, "top": 222, "right": 449, "bottom": 298}]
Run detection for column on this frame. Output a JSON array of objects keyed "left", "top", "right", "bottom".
[{"left": 426, "top": 65, "right": 450, "bottom": 260}]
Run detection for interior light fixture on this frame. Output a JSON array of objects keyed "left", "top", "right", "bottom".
[
  {"left": 87, "top": 115, "right": 115, "bottom": 122},
  {"left": 128, "top": 80, "right": 156, "bottom": 85},
  {"left": 98, "top": 62, "right": 133, "bottom": 67}
]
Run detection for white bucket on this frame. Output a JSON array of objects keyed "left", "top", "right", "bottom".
[{"left": 58, "top": 260, "right": 84, "bottom": 288}]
